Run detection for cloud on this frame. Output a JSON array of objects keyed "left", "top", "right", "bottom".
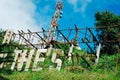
[
  {"left": 0, "top": 0, "right": 40, "bottom": 32},
  {"left": 67, "top": 0, "right": 92, "bottom": 13}
]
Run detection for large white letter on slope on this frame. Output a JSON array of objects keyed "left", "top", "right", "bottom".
[
  {"left": 32, "top": 49, "right": 47, "bottom": 71},
  {"left": 53, "top": 49, "right": 63, "bottom": 71},
  {"left": 2, "top": 29, "right": 13, "bottom": 44},
  {"left": 11, "top": 49, "right": 34, "bottom": 71},
  {"left": 47, "top": 48, "right": 63, "bottom": 71},
  {"left": 17, "top": 50, "right": 27, "bottom": 71},
  {"left": 11, "top": 50, "right": 22, "bottom": 70},
  {"left": 24, "top": 49, "right": 35, "bottom": 71}
]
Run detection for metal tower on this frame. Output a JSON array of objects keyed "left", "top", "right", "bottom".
[{"left": 48, "top": 0, "right": 63, "bottom": 42}]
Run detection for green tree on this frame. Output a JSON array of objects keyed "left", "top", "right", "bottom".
[{"left": 95, "top": 11, "right": 120, "bottom": 54}]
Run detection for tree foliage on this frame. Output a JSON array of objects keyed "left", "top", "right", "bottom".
[{"left": 95, "top": 11, "right": 120, "bottom": 54}]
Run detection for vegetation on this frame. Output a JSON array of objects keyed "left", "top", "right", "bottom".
[
  {"left": 1, "top": 67, "right": 120, "bottom": 80},
  {"left": 0, "top": 10, "right": 120, "bottom": 80},
  {"left": 0, "top": 30, "right": 14, "bottom": 68},
  {"left": 0, "top": 29, "right": 31, "bottom": 79},
  {"left": 95, "top": 11, "right": 120, "bottom": 54},
  {"left": 1, "top": 41, "right": 119, "bottom": 80},
  {"left": 0, "top": 29, "right": 13, "bottom": 79}
]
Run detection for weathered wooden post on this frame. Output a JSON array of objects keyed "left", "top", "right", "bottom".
[
  {"left": 95, "top": 43, "right": 101, "bottom": 63},
  {"left": 68, "top": 44, "right": 74, "bottom": 62}
]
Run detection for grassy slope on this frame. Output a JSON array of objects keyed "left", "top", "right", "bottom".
[
  {"left": 2, "top": 69, "right": 120, "bottom": 80},
  {"left": 1, "top": 53, "right": 120, "bottom": 80},
  {"left": 0, "top": 32, "right": 120, "bottom": 80}
]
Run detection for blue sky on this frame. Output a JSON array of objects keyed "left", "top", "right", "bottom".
[
  {"left": 32, "top": 0, "right": 120, "bottom": 50},
  {"left": 0, "top": 0, "right": 120, "bottom": 32},
  {"left": 33, "top": 0, "right": 120, "bottom": 30}
]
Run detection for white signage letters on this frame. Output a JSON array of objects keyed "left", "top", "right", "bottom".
[
  {"left": 11, "top": 50, "right": 22, "bottom": 70},
  {"left": 0, "top": 29, "right": 13, "bottom": 68},
  {"left": 32, "top": 49, "right": 47, "bottom": 71},
  {"left": 25, "top": 49, "right": 35, "bottom": 71},
  {"left": 2, "top": 29, "right": 13, "bottom": 44},
  {"left": 1, "top": 29, "right": 101, "bottom": 71}
]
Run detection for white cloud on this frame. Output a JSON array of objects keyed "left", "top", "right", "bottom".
[
  {"left": 67, "top": 0, "right": 78, "bottom": 5},
  {"left": 0, "top": 0, "right": 40, "bottom": 32},
  {"left": 67, "top": 0, "right": 92, "bottom": 13}
]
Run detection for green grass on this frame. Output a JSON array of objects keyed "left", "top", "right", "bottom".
[{"left": 1, "top": 69, "right": 120, "bottom": 80}]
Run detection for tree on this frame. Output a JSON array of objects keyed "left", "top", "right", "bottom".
[{"left": 95, "top": 11, "right": 120, "bottom": 54}]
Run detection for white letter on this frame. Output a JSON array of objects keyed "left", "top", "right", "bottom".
[
  {"left": 32, "top": 49, "right": 47, "bottom": 71},
  {"left": 24, "top": 49, "right": 35, "bottom": 71},
  {"left": 2, "top": 29, "right": 13, "bottom": 44},
  {"left": 11, "top": 50, "right": 22, "bottom": 70},
  {"left": 17, "top": 50, "right": 28, "bottom": 71},
  {"left": 48, "top": 48, "right": 63, "bottom": 71}
]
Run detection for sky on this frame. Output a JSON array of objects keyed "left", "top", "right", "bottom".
[
  {"left": 0, "top": 0, "right": 120, "bottom": 32},
  {"left": 0, "top": 0, "right": 120, "bottom": 50}
]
